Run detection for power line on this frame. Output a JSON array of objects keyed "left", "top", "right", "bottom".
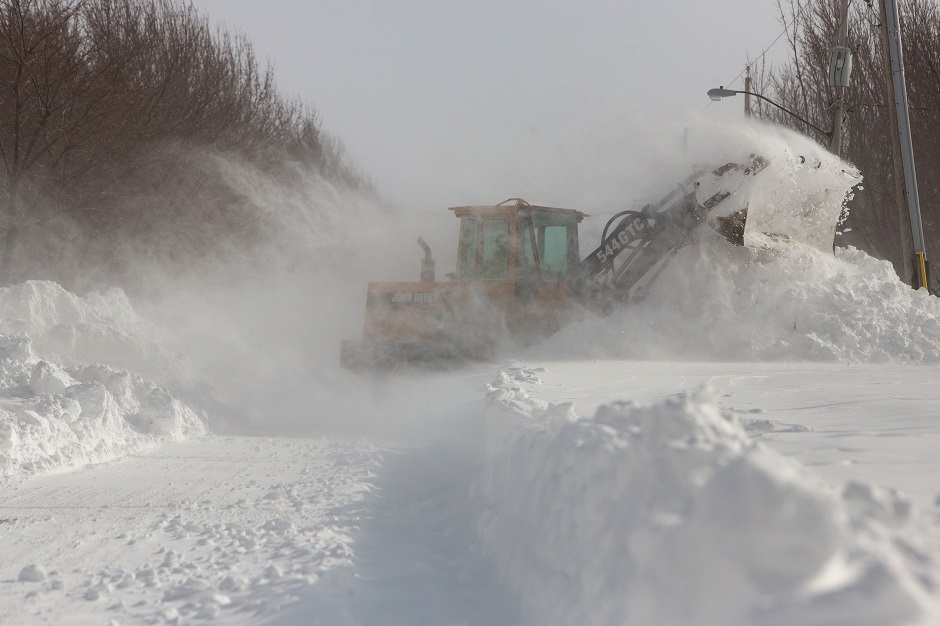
[
  {"left": 728, "top": 18, "right": 795, "bottom": 90},
  {"left": 851, "top": 102, "right": 940, "bottom": 112},
  {"left": 705, "top": 5, "right": 803, "bottom": 109}
]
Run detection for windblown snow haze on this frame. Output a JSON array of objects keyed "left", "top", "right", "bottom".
[{"left": 1, "top": 116, "right": 939, "bottom": 625}]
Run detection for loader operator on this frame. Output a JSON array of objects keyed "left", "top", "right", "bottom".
[{"left": 482, "top": 233, "right": 510, "bottom": 279}]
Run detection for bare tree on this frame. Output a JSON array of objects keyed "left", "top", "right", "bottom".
[
  {"left": 757, "top": 0, "right": 940, "bottom": 279},
  {"left": 0, "top": 0, "right": 101, "bottom": 280},
  {"left": 0, "top": 0, "right": 372, "bottom": 289}
]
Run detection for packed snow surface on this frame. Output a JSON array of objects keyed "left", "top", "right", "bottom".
[{"left": 0, "top": 437, "right": 379, "bottom": 624}]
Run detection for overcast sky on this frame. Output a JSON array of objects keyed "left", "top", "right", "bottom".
[{"left": 190, "top": 1, "right": 789, "bottom": 208}]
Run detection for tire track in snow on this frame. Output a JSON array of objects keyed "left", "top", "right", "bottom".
[{"left": 269, "top": 407, "right": 522, "bottom": 626}]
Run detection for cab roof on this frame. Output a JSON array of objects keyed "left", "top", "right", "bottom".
[{"left": 449, "top": 198, "right": 588, "bottom": 221}]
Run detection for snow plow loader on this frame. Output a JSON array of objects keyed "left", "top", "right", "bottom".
[{"left": 341, "top": 154, "right": 845, "bottom": 369}]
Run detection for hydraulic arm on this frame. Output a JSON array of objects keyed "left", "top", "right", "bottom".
[{"left": 577, "top": 156, "right": 769, "bottom": 303}]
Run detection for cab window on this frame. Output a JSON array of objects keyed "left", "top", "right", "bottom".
[
  {"left": 540, "top": 225, "right": 569, "bottom": 274},
  {"left": 531, "top": 210, "right": 579, "bottom": 278},
  {"left": 481, "top": 219, "right": 510, "bottom": 279},
  {"left": 458, "top": 219, "right": 479, "bottom": 279},
  {"left": 518, "top": 216, "right": 537, "bottom": 270}
]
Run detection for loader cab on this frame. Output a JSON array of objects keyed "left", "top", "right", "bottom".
[
  {"left": 450, "top": 200, "right": 586, "bottom": 284},
  {"left": 449, "top": 200, "right": 587, "bottom": 341}
]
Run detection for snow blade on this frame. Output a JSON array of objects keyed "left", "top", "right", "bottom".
[{"left": 699, "top": 154, "right": 859, "bottom": 252}]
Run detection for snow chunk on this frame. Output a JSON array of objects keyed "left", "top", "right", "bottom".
[
  {"left": 127, "top": 387, "right": 186, "bottom": 436},
  {"left": 29, "top": 361, "right": 78, "bottom": 396},
  {"left": 17, "top": 564, "right": 47, "bottom": 582},
  {"left": 0, "top": 335, "right": 32, "bottom": 363}
]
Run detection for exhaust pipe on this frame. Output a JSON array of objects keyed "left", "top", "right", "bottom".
[{"left": 418, "top": 236, "right": 435, "bottom": 282}]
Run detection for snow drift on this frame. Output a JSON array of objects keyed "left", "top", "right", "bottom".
[
  {"left": 478, "top": 367, "right": 937, "bottom": 626},
  {"left": 0, "top": 280, "right": 186, "bottom": 381},
  {"left": 0, "top": 281, "right": 203, "bottom": 481},
  {"left": 529, "top": 242, "right": 940, "bottom": 363}
]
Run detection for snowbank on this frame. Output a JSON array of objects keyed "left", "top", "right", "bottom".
[
  {"left": 0, "top": 280, "right": 186, "bottom": 380},
  {"left": 478, "top": 367, "right": 937, "bottom": 626},
  {"left": 529, "top": 242, "right": 940, "bottom": 363},
  {"left": 0, "top": 281, "right": 204, "bottom": 481}
]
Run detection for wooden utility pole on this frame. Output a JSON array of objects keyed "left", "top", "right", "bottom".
[
  {"left": 829, "top": 0, "right": 850, "bottom": 156},
  {"left": 880, "top": 0, "right": 929, "bottom": 289}
]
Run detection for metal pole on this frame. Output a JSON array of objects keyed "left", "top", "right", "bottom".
[
  {"left": 744, "top": 68, "right": 752, "bottom": 118},
  {"left": 880, "top": 0, "right": 929, "bottom": 290},
  {"left": 830, "top": 0, "right": 849, "bottom": 156}
]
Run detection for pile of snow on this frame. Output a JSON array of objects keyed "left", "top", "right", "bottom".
[
  {"left": 529, "top": 131, "right": 940, "bottom": 364},
  {"left": 0, "top": 280, "right": 186, "bottom": 380},
  {"left": 478, "top": 367, "right": 937, "bottom": 626},
  {"left": 0, "top": 281, "right": 204, "bottom": 481},
  {"left": 531, "top": 242, "right": 940, "bottom": 363}
]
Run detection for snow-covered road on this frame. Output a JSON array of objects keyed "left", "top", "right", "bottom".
[
  {"left": 3, "top": 361, "right": 939, "bottom": 625},
  {"left": 271, "top": 402, "right": 521, "bottom": 626},
  {"left": 0, "top": 437, "right": 378, "bottom": 625}
]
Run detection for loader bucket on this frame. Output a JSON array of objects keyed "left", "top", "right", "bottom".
[{"left": 698, "top": 154, "right": 857, "bottom": 252}]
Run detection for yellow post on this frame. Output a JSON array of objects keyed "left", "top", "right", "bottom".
[{"left": 916, "top": 252, "right": 929, "bottom": 291}]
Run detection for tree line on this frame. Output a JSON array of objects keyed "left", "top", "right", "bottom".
[
  {"left": 751, "top": 0, "right": 940, "bottom": 287},
  {"left": 0, "top": 0, "right": 370, "bottom": 291}
]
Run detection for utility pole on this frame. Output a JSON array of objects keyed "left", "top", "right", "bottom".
[
  {"left": 829, "top": 0, "right": 850, "bottom": 156},
  {"left": 880, "top": 0, "right": 929, "bottom": 290},
  {"left": 744, "top": 67, "right": 752, "bottom": 118}
]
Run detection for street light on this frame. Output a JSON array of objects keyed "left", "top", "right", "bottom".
[{"left": 707, "top": 86, "right": 832, "bottom": 142}]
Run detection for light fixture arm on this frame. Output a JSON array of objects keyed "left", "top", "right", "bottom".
[{"left": 707, "top": 87, "right": 831, "bottom": 141}]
